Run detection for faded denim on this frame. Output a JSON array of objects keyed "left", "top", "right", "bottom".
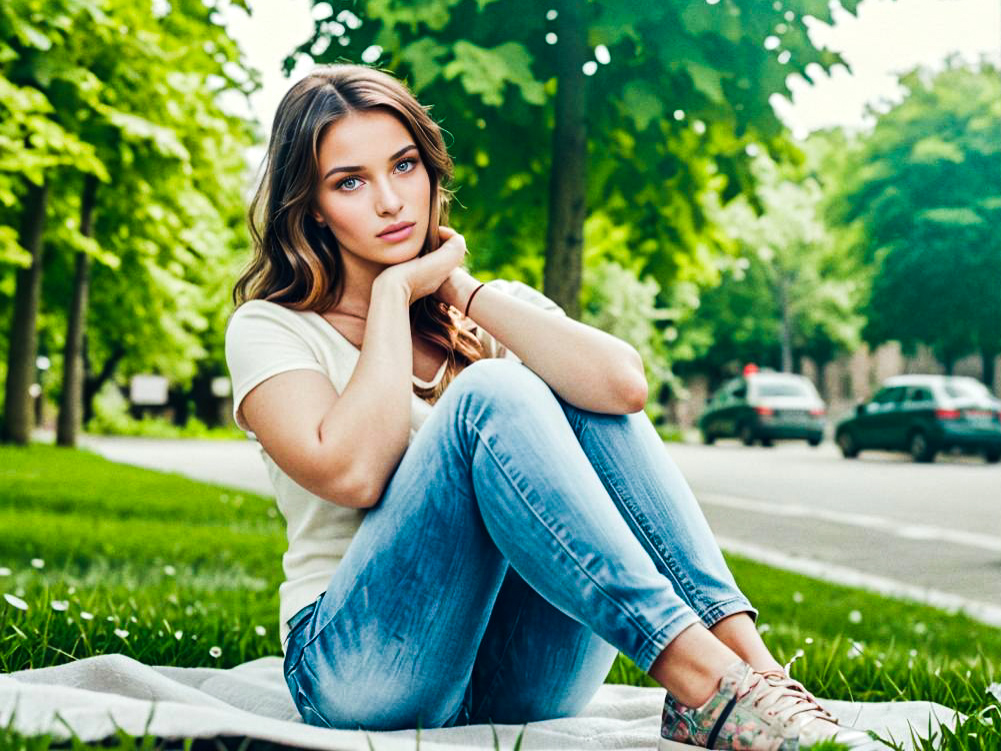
[{"left": 282, "top": 358, "right": 757, "bottom": 730}]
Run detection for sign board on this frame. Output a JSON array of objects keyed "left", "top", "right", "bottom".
[{"left": 130, "top": 374, "right": 169, "bottom": 406}]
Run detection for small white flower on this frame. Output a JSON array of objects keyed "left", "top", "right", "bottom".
[
  {"left": 792, "top": 591, "right": 803, "bottom": 603},
  {"left": 848, "top": 610, "right": 862, "bottom": 624},
  {"left": 254, "top": 625, "right": 267, "bottom": 637},
  {"left": 163, "top": 565, "right": 176, "bottom": 576},
  {"left": 30, "top": 558, "right": 44, "bottom": 569},
  {"left": 114, "top": 628, "right": 129, "bottom": 639},
  {"left": 4, "top": 593, "right": 28, "bottom": 611},
  {"left": 80, "top": 611, "right": 94, "bottom": 621},
  {"left": 847, "top": 641, "right": 865, "bottom": 659},
  {"left": 106, "top": 616, "right": 115, "bottom": 622},
  {"left": 50, "top": 600, "right": 69, "bottom": 611},
  {"left": 67, "top": 585, "right": 76, "bottom": 594},
  {"left": 129, "top": 616, "right": 138, "bottom": 623},
  {"left": 0, "top": 567, "right": 11, "bottom": 576},
  {"left": 174, "top": 630, "right": 184, "bottom": 640},
  {"left": 757, "top": 623, "right": 771, "bottom": 634},
  {"left": 914, "top": 622, "right": 928, "bottom": 635},
  {"left": 209, "top": 646, "right": 222, "bottom": 658},
  {"left": 805, "top": 637, "right": 814, "bottom": 645}
]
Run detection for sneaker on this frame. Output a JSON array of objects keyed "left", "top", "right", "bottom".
[{"left": 658, "top": 659, "right": 889, "bottom": 750}]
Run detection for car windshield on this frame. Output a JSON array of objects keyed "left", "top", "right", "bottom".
[
  {"left": 944, "top": 380, "right": 992, "bottom": 400},
  {"left": 755, "top": 380, "right": 812, "bottom": 397}
]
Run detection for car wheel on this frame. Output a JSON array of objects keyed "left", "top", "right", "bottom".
[
  {"left": 908, "top": 430, "right": 936, "bottom": 463},
  {"left": 702, "top": 430, "right": 716, "bottom": 445},
  {"left": 760, "top": 437, "right": 775, "bottom": 447},
  {"left": 985, "top": 448, "right": 1001, "bottom": 464},
  {"left": 807, "top": 436, "right": 822, "bottom": 447},
  {"left": 739, "top": 424, "right": 756, "bottom": 446},
  {"left": 837, "top": 431, "right": 859, "bottom": 459}
]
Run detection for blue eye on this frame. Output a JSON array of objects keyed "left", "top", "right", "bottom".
[{"left": 335, "top": 157, "right": 418, "bottom": 192}]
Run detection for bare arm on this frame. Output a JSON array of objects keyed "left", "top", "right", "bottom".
[
  {"left": 315, "top": 276, "right": 415, "bottom": 505},
  {"left": 239, "top": 276, "right": 415, "bottom": 509},
  {"left": 438, "top": 270, "right": 648, "bottom": 414}
]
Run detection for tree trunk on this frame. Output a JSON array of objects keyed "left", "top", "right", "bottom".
[
  {"left": 82, "top": 335, "right": 126, "bottom": 426},
  {"left": 983, "top": 347, "right": 998, "bottom": 392},
  {"left": 543, "top": 0, "right": 588, "bottom": 320},
  {"left": 778, "top": 277, "right": 793, "bottom": 373},
  {"left": 57, "top": 175, "right": 98, "bottom": 447},
  {"left": 1, "top": 177, "right": 49, "bottom": 445}
]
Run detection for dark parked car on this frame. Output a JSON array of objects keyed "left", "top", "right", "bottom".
[
  {"left": 699, "top": 371, "right": 826, "bottom": 447},
  {"left": 835, "top": 375, "right": 1001, "bottom": 463}
]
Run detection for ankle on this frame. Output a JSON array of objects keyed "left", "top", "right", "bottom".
[{"left": 649, "top": 623, "right": 745, "bottom": 708}]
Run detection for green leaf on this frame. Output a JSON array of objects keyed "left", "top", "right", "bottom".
[{"left": 443, "top": 40, "right": 544, "bottom": 107}]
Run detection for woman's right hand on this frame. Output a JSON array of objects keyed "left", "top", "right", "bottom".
[{"left": 376, "top": 226, "right": 468, "bottom": 305}]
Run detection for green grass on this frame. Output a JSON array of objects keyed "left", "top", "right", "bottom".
[{"left": 1, "top": 443, "right": 999, "bottom": 749}]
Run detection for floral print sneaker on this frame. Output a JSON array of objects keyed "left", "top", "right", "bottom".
[{"left": 658, "top": 659, "right": 889, "bottom": 750}]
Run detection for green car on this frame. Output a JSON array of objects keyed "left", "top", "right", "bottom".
[
  {"left": 699, "top": 371, "right": 826, "bottom": 447},
  {"left": 834, "top": 375, "right": 1001, "bottom": 463}
]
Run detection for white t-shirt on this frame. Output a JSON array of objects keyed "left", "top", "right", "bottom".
[{"left": 223, "top": 278, "right": 565, "bottom": 652}]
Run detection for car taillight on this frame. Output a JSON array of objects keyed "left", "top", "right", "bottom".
[
  {"left": 810, "top": 408, "right": 826, "bottom": 416},
  {"left": 935, "top": 409, "right": 960, "bottom": 420},
  {"left": 754, "top": 406, "right": 774, "bottom": 416}
]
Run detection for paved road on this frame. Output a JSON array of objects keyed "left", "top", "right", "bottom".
[
  {"left": 666, "top": 438, "right": 1001, "bottom": 622},
  {"left": 42, "top": 430, "right": 1001, "bottom": 625}
]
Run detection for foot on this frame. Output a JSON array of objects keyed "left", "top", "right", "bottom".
[{"left": 658, "top": 659, "right": 890, "bottom": 750}]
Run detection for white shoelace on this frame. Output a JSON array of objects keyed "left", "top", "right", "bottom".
[{"left": 740, "top": 654, "right": 839, "bottom": 731}]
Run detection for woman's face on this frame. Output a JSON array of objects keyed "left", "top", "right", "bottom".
[{"left": 312, "top": 109, "right": 431, "bottom": 271}]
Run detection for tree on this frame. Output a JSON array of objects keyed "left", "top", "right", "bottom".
[
  {"left": 678, "top": 153, "right": 864, "bottom": 392},
  {"left": 833, "top": 60, "right": 1001, "bottom": 384},
  {"left": 294, "top": 0, "right": 860, "bottom": 319}
]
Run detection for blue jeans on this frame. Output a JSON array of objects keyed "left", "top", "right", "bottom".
[{"left": 283, "top": 358, "right": 757, "bottom": 730}]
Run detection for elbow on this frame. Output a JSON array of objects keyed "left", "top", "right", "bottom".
[
  {"left": 623, "top": 378, "right": 649, "bottom": 413},
  {"left": 620, "top": 349, "right": 649, "bottom": 413},
  {"left": 319, "top": 469, "right": 381, "bottom": 509}
]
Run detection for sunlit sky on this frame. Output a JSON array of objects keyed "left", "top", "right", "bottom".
[{"left": 219, "top": 0, "right": 1001, "bottom": 144}]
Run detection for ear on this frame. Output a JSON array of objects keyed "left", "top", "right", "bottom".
[{"left": 310, "top": 208, "right": 326, "bottom": 227}]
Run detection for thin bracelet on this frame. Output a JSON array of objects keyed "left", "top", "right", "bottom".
[{"left": 464, "top": 282, "right": 486, "bottom": 317}]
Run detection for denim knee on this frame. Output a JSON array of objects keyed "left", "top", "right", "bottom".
[{"left": 447, "top": 358, "right": 553, "bottom": 415}]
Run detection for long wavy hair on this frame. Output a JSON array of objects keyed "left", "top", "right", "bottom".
[{"left": 233, "top": 64, "right": 484, "bottom": 404}]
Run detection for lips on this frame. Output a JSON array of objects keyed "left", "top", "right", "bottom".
[{"left": 378, "top": 221, "right": 415, "bottom": 237}]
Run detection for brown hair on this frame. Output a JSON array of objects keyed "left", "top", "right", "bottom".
[{"left": 233, "top": 64, "right": 483, "bottom": 403}]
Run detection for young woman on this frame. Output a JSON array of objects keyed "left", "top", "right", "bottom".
[{"left": 224, "top": 64, "right": 882, "bottom": 750}]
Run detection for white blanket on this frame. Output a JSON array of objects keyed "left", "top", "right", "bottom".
[{"left": 1, "top": 654, "right": 963, "bottom": 750}]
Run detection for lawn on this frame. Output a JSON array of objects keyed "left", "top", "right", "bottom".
[{"left": 1, "top": 443, "right": 998, "bottom": 749}]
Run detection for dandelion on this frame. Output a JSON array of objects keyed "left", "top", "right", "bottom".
[
  {"left": 805, "top": 637, "right": 814, "bottom": 645},
  {"left": 50, "top": 600, "right": 69, "bottom": 611},
  {"left": 792, "top": 591, "right": 803, "bottom": 603},
  {"left": 909, "top": 649, "right": 918, "bottom": 657},
  {"left": 3, "top": 593, "right": 28, "bottom": 611},
  {"left": 80, "top": 611, "right": 94, "bottom": 621},
  {"left": 114, "top": 628, "right": 129, "bottom": 639},
  {"left": 254, "top": 625, "right": 267, "bottom": 637},
  {"left": 67, "top": 586, "right": 76, "bottom": 594},
  {"left": 163, "top": 565, "right": 177, "bottom": 576},
  {"left": 106, "top": 616, "right": 115, "bottom": 622},
  {"left": 914, "top": 622, "right": 928, "bottom": 635},
  {"left": 848, "top": 610, "right": 862, "bottom": 624},
  {"left": 174, "top": 630, "right": 184, "bottom": 641},
  {"left": 209, "top": 646, "right": 222, "bottom": 658},
  {"left": 30, "top": 558, "right": 44, "bottom": 569},
  {"left": 847, "top": 641, "right": 864, "bottom": 659},
  {"left": 130, "top": 616, "right": 138, "bottom": 623},
  {"left": 0, "top": 567, "right": 10, "bottom": 576}
]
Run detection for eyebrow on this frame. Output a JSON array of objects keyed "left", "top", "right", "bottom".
[{"left": 322, "top": 144, "right": 418, "bottom": 181}]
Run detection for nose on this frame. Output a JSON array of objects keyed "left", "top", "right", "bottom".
[{"left": 374, "top": 177, "right": 403, "bottom": 216}]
